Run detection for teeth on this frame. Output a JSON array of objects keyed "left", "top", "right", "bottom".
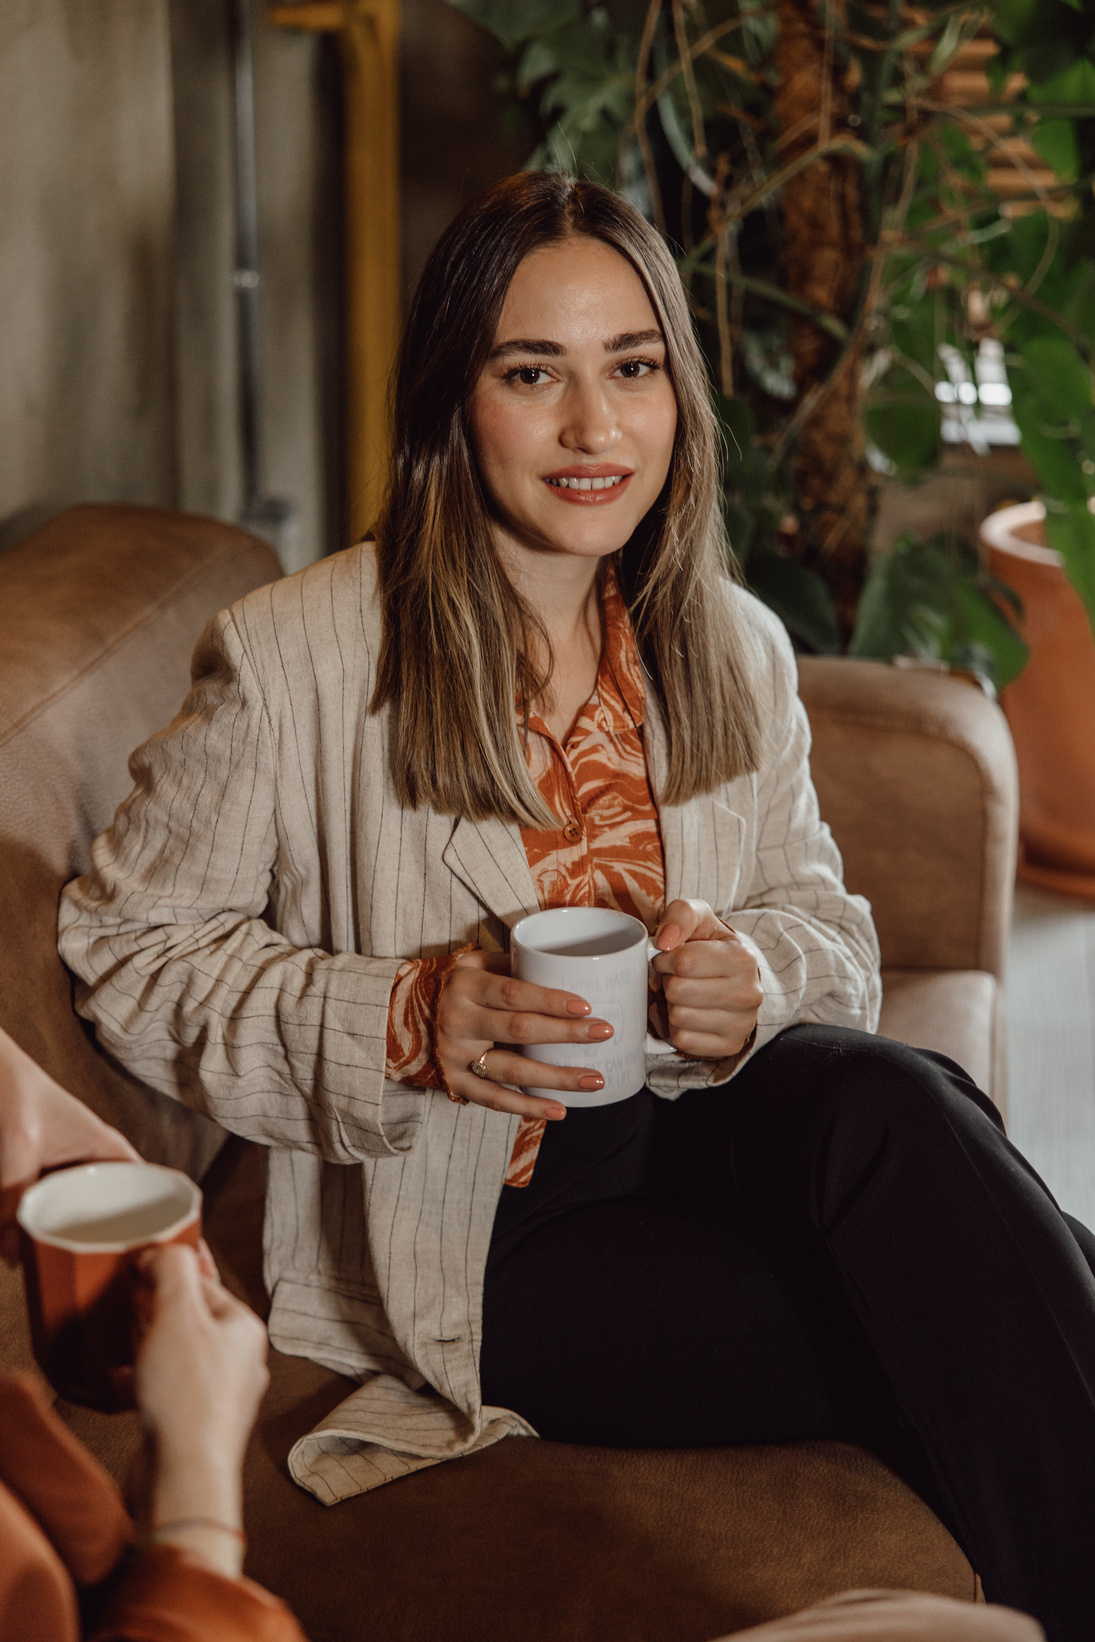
[{"left": 548, "top": 474, "right": 625, "bottom": 490}]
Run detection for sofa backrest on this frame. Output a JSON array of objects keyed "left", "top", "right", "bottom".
[
  {"left": 798, "top": 656, "right": 1018, "bottom": 980},
  {"left": 0, "top": 504, "right": 280, "bottom": 1177}
]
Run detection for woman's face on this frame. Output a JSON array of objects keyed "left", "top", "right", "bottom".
[{"left": 468, "top": 237, "right": 678, "bottom": 566}]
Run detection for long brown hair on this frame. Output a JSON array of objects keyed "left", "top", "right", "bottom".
[{"left": 372, "top": 172, "right": 762, "bottom": 826}]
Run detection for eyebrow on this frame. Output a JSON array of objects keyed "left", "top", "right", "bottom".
[{"left": 488, "top": 328, "right": 665, "bottom": 361}]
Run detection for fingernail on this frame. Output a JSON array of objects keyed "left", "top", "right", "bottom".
[
  {"left": 566, "top": 999, "right": 590, "bottom": 1016},
  {"left": 578, "top": 1074, "right": 604, "bottom": 1090},
  {"left": 588, "top": 1022, "right": 613, "bottom": 1040},
  {"left": 659, "top": 925, "right": 681, "bottom": 950},
  {"left": 547, "top": 1106, "right": 567, "bottom": 1120}
]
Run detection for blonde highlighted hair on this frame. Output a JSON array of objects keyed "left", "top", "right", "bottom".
[{"left": 372, "top": 172, "right": 762, "bottom": 826}]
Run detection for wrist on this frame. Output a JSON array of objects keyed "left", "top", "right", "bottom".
[
  {"left": 142, "top": 1522, "right": 245, "bottom": 1581},
  {"left": 150, "top": 1447, "right": 243, "bottom": 1536}
]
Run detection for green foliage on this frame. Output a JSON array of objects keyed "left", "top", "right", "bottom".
[
  {"left": 744, "top": 546, "right": 842, "bottom": 655},
  {"left": 717, "top": 394, "right": 841, "bottom": 653},
  {"left": 1031, "top": 119, "right": 1080, "bottom": 181},
  {"left": 522, "top": 12, "right": 639, "bottom": 183},
  {"left": 447, "top": 0, "right": 579, "bottom": 53},
  {"left": 864, "top": 377, "right": 941, "bottom": 476},
  {"left": 849, "top": 534, "right": 1029, "bottom": 690},
  {"left": 445, "top": 0, "right": 1095, "bottom": 660},
  {"left": 1010, "top": 336, "right": 1095, "bottom": 506},
  {"left": 1045, "top": 502, "right": 1095, "bottom": 626}
]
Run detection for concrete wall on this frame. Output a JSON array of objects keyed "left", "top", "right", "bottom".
[
  {"left": 0, "top": 0, "right": 179, "bottom": 551},
  {"left": 0, "top": 0, "right": 334, "bottom": 570},
  {"left": 0, "top": 0, "right": 521, "bottom": 568},
  {"left": 169, "top": 0, "right": 339, "bottom": 566}
]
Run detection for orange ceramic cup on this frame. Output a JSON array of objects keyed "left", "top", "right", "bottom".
[{"left": 17, "top": 1161, "right": 202, "bottom": 1412}]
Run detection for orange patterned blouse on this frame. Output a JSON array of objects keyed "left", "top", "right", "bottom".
[{"left": 385, "top": 566, "right": 666, "bottom": 1185}]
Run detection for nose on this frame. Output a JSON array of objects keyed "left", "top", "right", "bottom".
[{"left": 560, "top": 379, "right": 619, "bottom": 455}]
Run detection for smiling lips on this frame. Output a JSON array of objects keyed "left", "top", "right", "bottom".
[{"left": 542, "top": 465, "right": 634, "bottom": 505}]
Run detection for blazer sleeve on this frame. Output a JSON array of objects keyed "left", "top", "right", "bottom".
[
  {"left": 58, "top": 609, "right": 419, "bottom": 1163},
  {"left": 725, "top": 613, "right": 882, "bottom": 1052}
]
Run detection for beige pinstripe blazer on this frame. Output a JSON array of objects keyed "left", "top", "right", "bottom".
[{"left": 58, "top": 543, "right": 880, "bottom": 1504}]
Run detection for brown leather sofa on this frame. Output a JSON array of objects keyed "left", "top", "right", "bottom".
[{"left": 0, "top": 505, "right": 1018, "bottom": 1641}]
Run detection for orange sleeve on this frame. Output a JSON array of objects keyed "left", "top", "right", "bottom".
[
  {"left": 385, "top": 955, "right": 463, "bottom": 1091},
  {"left": 0, "top": 1477, "right": 80, "bottom": 1642},
  {"left": 90, "top": 1545, "right": 306, "bottom": 1642},
  {"left": 0, "top": 1374, "right": 132, "bottom": 1586}
]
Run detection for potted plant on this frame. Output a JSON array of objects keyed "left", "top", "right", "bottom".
[
  {"left": 981, "top": 500, "right": 1095, "bottom": 897},
  {"left": 448, "top": 0, "right": 1095, "bottom": 886}
]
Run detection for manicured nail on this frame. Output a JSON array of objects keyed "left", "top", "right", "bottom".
[
  {"left": 566, "top": 998, "right": 590, "bottom": 1015},
  {"left": 547, "top": 1106, "right": 567, "bottom": 1120},
  {"left": 578, "top": 1074, "right": 604, "bottom": 1090},
  {"left": 588, "top": 1022, "right": 613, "bottom": 1040},
  {"left": 658, "top": 924, "right": 681, "bottom": 950}
]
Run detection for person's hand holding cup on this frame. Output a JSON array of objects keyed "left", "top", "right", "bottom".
[
  {"left": 436, "top": 947, "right": 614, "bottom": 1116},
  {"left": 17, "top": 1159, "right": 204, "bottom": 1411},
  {"left": 0, "top": 1025, "right": 139, "bottom": 1262},
  {"left": 649, "top": 898, "right": 763, "bottom": 1059},
  {"left": 134, "top": 1242, "right": 269, "bottom": 1577}
]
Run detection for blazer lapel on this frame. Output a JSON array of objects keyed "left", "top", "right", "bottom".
[
  {"left": 442, "top": 816, "right": 541, "bottom": 930},
  {"left": 643, "top": 682, "right": 748, "bottom": 915}
]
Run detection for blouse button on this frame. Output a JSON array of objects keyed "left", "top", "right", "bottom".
[{"left": 562, "top": 818, "right": 583, "bottom": 843}]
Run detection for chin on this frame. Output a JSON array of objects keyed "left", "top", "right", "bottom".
[
  {"left": 548, "top": 531, "right": 634, "bottom": 561},
  {"left": 542, "top": 508, "right": 649, "bottom": 559},
  {"left": 499, "top": 493, "right": 652, "bottom": 561}
]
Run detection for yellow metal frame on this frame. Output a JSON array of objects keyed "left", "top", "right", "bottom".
[{"left": 269, "top": 0, "right": 401, "bottom": 538}]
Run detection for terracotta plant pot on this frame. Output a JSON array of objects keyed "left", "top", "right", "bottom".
[{"left": 981, "top": 500, "right": 1095, "bottom": 901}]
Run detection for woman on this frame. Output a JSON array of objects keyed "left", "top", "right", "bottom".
[
  {"left": 0, "top": 1024, "right": 304, "bottom": 1641},
  {"left": 58, "top": 174, "right": 1094, "bottom": 1640}
]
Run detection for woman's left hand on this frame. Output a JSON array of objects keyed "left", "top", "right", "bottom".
[{"left": 651, "top": 899, "right": 763, "bottom": 1060}]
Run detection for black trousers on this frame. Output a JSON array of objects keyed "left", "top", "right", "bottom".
[{"left": 480, "top": 1026, "right": 1095, "bottom": 1642}]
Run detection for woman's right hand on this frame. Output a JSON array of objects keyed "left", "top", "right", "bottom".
[
  {"left": 0, "top": 1025, "right": 140, "bottom": 1260},
  {"left": 136, "top": 1243, "right": 269, "bottom": 1578},
  {"left": 438, "top": 951, "right": 614, "bottom": 1117}
]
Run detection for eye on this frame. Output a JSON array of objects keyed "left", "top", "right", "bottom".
[
  {"left": 614, "top": 356, "right": 661, "bottom": 380},
  {"left": 502, "top": 364, "right": 554, "bottom": 388}
]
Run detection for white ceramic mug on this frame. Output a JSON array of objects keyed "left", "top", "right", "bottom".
[{"left": 510, "top": 907, "right": 657, "bottom": 1106}]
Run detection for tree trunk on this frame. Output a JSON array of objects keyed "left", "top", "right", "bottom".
[{"left": 773, "top": 0, "right": 871, "bottom": 635}]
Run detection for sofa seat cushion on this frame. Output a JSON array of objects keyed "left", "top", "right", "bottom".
[
  {"left": 879, "top": 969, "right": 996, "bottom": 1097},
  {"left": 241, "top": 1356, "right": 978, "bottom": 1642},
  {"left": 54, "top": 1351, "right": 979, "bottom": 1642},
  {"left": 39, "top": 1138, "right": 976, "bottom": 1642}
]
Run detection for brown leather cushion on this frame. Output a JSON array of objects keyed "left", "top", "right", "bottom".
[
  {"left": 38, "top": 1138, "right": 974, "bottom": 1642},
  {"left": 242, "top": 1374, "right": 979, "bottom": 1642},
  {"left": 879, "top": 970, "right": 997, "bottom": 1098},
  {"left": 0, "top": 504, "right": 279, "bottom": 1176},
  {"left": 798, "top": 660, "right": 1017, "bottom": 982},
  {"left": 53, "top": 1351, "right": 978, "bottom": 1642}
]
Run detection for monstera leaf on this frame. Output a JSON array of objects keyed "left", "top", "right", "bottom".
[
  {"left": 447, "top": 0, "right": 578, "bottom": 53},
  {"left": 850, "top": 534, "right": 1028, "bottom": 690}
]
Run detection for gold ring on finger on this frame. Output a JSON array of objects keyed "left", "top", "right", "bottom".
[{"left": 469, "top": 1050, "right": 492, "bottom": 1080}]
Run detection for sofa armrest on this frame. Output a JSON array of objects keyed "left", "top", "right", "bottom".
[
  {"left": 0, "top": 504, "right": 281, "bottom": 1177},
  {"left": 797, "top": 658, "right": 1018, "bottom": 980}
]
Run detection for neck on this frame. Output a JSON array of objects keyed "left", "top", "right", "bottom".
[{"left": 495, "top": 533, "right": 604, "bottom": 652}]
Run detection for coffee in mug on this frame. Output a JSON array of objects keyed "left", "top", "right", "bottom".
[
  {"left": 17, "top": 1161, "right": 202, "bottom": 1411},
  {"left": 511, "top": 907, "right": 657, "bottom": 1106}
]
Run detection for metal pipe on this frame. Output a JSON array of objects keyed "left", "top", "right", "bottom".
[{"left": 229, "top": 0, "right": 294, "bottom": 550}]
